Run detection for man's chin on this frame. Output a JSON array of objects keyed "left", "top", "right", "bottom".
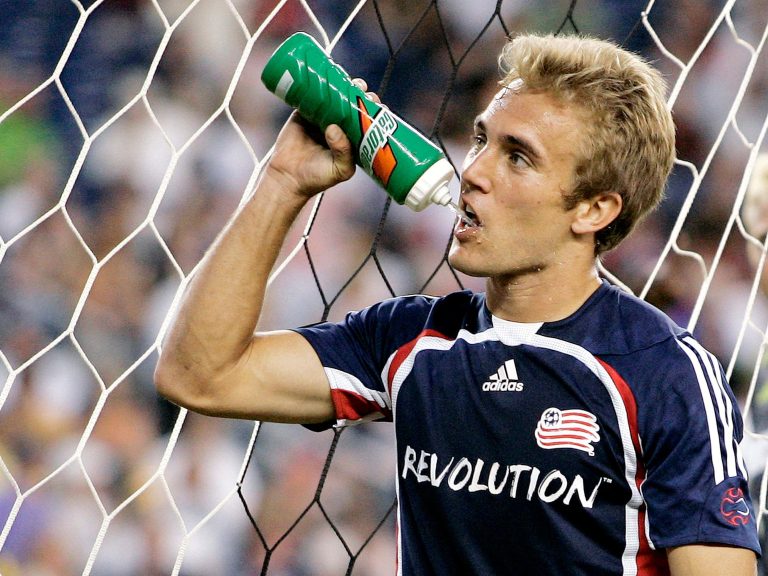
[{"left": 447, "top": 253, "right": 489, "bottom": 279}]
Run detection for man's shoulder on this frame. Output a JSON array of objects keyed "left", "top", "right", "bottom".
[
  {"left": 358, "top": 290, "right": 485, "bottom": 335},
  {"left": 356, "top": 290, "right": 479, "bottom": 317},
  {"left": 544, "top": 281, "right": 688, "bottom": 356}
]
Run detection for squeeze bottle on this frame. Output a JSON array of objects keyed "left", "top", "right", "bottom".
[{"left": 261, "top": 32, "right": 455, "bottom": 212}]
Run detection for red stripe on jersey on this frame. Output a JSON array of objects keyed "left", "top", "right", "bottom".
[
  {"left": 536, "top": 432, "right": 596, "bottom": 440},
  {"left": 330, "top": 388, "right": 386, "bottom": 422},
  {"left": 536, "top": 439, "right": 594, "bottom": 450},
  {"left": 536, "top": 435, "right": 595, "bottom": 444},
  {"left": 598, "top": 358, "right": 669, "bottom": 575},
  {"left": 387, "top": 329, "right": 450, "bottom": 396}
]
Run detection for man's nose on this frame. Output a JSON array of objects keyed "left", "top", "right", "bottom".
[{"left": 461, "top": 148, "right": 493, "bottom": 194}]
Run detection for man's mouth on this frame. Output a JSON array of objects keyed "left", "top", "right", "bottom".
[{"left": 457, "top": 203, "right": 480, "bottom": 228}]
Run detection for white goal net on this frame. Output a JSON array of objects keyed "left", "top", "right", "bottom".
[{"left": 1, "top": 0, "right": 768, "bottom": 574}]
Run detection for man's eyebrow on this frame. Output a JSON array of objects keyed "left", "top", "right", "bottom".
[
  {"left": 473, "top": 118, "right": 542, "bottom": 163},
  {"left": 503, "top": 134, "right": 542, "bottom": 163}
]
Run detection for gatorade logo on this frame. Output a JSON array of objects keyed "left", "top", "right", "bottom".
[{"left": 357, "top": 97, "right": 398, "bottom": 186}]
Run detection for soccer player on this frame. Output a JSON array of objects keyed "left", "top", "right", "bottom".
[{"left": 155, "top": 33, "right": 761, "bottom": 575}]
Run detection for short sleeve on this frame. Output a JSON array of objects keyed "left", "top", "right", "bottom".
[
  {"left": 635, "top": 336, "right": 760, "bottom": 555},
  {"left": 295, "top": 296, "right": 433, "bottom": 428}
]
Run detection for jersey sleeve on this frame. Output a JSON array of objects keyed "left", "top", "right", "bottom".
[
  {"left": 294, "top": 296, "right": 432, "bottom": 428},
  {"left": 635, "top": 334, "right": 761, "bottom": 555}
]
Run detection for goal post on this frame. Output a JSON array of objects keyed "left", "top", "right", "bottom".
[{"left": 1, "top": 1, "right": 768, "bottom": 574}]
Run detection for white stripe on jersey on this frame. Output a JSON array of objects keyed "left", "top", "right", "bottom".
[
  {"left": 325, "top": 367, "right": 392, "bottom": 411},
  {"left": 700, "top": 343, "right": 738, "bottom": 478},
  {"left": 382, "top": 353, "right": 396, "bottom": 414},
  {"left": 385, "top": 327, "right": 644, "bottom": 575},
  {"left": 676, "top": 341, "right": 723, "bottom": 482},
  {"left": 678, "top": 336, "right": 743, "bottom": 483},
  {"left": 387, "top": 328, "right": 500, "bottom": 410},
  {"left": 386, "top": 327, "right": 499, "bottom": 576},
  {"left": 529, "top": 334, "right": 642, "bottom": 576},
  {"left": 692, "top": 339, "right": 738, "bottom": 478}
]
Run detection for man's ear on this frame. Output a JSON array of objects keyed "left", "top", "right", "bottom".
[{"left": 571, "top": 192, "right": 622, "bottom": 235}]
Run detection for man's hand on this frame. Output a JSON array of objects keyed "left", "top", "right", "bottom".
[
  {"left": 264, "top": 113, "right": 356, "bottom": 198},
  {"left": 264, "top": 77, "right": 382, "bottom": 199}
]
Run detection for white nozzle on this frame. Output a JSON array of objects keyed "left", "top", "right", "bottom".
[
  {"left": 429, "top": 184, "right": 452, "bottom": 207},
  {"left": 404, "top": 158, "right": 455, "bottom": 211}
]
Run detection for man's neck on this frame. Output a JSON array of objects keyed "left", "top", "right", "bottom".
[{"left": 485, "top": 262, "right": 602, "bottom": 323}]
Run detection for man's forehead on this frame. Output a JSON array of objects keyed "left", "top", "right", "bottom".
[
  {"left": 500, "top": 78, "right": 525, "bottom": 95},
  {"left": 484, "top": 79, "right": 525, "bottom": 114},
  {"left": 479, "top": 82, "right": 587, "bottom": 132},
  {"left": 475, "top": 81, "right": 588, "bottom": 168}
]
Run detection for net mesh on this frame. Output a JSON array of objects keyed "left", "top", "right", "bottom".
[{"left": 2, "top": 0, "right": 768, "bottom": 574}]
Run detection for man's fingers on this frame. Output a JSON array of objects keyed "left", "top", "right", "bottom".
[
  {"left": 325, "top": 124, "right": 355, "bottom": 181},
  {"left": 325, "top": 124, "right": 348, "bottom": 153},
  {"left": 352, "top": 77, "right": 382, "bottom": 104}
]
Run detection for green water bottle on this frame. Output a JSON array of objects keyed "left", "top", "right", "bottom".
[{"left": 261, "top": 32, "right": 455, "bottom": 212}]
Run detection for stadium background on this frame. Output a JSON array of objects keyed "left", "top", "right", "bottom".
[{"left": 2, "top": 0, "right": 768, "bottom": 574}]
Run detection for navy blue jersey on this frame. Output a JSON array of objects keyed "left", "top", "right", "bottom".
[{"left": 295, "top": 282, "right": 760, "bottom": 575}]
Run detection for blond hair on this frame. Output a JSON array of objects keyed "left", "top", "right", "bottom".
[{"left": 499, "top": 33, "right": 675, "bottom": 254}]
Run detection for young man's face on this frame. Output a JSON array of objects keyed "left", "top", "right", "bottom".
[{"left": 448, "top": 84, "right": 590, "bottom": 280}]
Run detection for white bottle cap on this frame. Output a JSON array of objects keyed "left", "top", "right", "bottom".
[{"left": 404, "top": 158, "right": 455, "bottom": 211}]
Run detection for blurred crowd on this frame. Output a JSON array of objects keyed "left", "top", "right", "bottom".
[{"left": 2, "top": 0, "right": 768, "bottom": 574}]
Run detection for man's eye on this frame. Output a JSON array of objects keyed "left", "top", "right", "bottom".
[
  {"left": 509, "top": 151, "right": 530, "bottom": 167},
  {"left": 470, "top": 134, "right": 485, "bottom": 148}
]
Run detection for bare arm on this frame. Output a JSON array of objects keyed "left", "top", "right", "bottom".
[
  {"left": 667, "top": 544, "right": 757, "bottom": 576},
  {"left": 154, "top": 112, "right": 356, "bottom": 423}
]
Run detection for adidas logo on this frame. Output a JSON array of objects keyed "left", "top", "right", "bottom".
[{"left": 482, "top": 359, "right": 524, "bottom": 392}]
